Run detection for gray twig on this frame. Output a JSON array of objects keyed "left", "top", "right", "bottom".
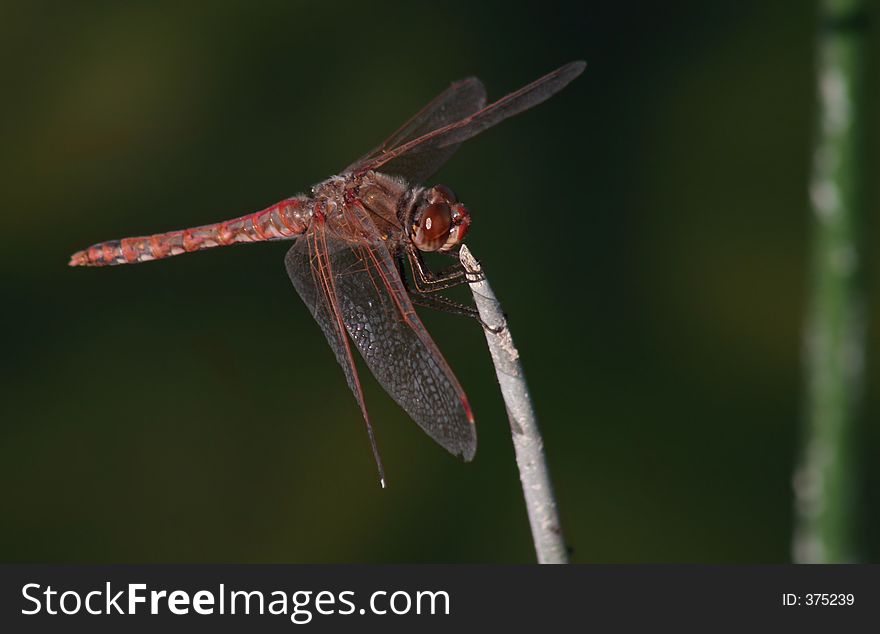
[{"left": 460, "top": 245, "right": 568, "bottom": 564}]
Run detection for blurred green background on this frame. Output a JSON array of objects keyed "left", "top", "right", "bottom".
[{"left": 1, "top": 0, "right": 878, "bottom": 562}]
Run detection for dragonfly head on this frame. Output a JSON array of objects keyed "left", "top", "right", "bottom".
[{"left": 411, "top": 185, "right": 471, "bottom": 252}]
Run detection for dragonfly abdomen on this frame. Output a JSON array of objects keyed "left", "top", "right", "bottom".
[{"left": 69, "top": 197, "right": 312, "bottom": 267}]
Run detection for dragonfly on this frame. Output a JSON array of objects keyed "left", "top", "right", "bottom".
[{"left": 70, "top": 61, "right": 585, "bottom": 486}]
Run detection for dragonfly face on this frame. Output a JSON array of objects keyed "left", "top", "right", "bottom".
[{"left": 410, "top": 185, "right": 471, "bottom": 253}]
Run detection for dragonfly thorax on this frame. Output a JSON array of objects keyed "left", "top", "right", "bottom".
[{"left": 350, "top": 171, "right": 471, "bottom": 252}]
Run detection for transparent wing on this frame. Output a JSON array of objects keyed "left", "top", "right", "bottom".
[
  {"left": 285, "top": 220, "right": 387, "bottom": 482},
  {"left": 345, "top": 76, "right": 487, "bottom": 184},
  {"left": 354, "top": 61, "right": 585, "bottom": 178},
  {"left": 284, "top": 206, "right": 476, "bottom": 461}
]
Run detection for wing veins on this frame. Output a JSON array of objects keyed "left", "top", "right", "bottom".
[
  {"left": 311, "top": 223, "right": 386, "bottom": 482},
  {"left": 364, "top": 61, "right": 585, "bottom": 173}
]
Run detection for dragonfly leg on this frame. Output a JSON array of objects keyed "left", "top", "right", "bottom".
[
  {"left": 411, "top": 289, "right": 504, "bottom": 333},
  {"left": 409, "top": 291, "right": 481, "bottom": 320},
  {"left": 397, "top": 252, "right": 502, "bottom": 332},
  {"left": 406, "top": 245, "right": 483, "bottom": 293}
]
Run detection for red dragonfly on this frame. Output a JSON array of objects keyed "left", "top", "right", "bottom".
[{"left": 70, "top": 61, "right": 585, "bottom": 486}]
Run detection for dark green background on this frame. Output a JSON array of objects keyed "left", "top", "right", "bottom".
[{"left": 1, "top": 1, "right": 878, "bottom": 562}]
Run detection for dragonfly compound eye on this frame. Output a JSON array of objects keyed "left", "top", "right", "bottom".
[
  {"left": 427, "top": 184, "right": 457, "bottom": 205},
  {"left": 414, "top": 202, "right": 452, "bottom": 252}
]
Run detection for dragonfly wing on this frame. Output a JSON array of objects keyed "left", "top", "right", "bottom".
[
  {"left": 285, "top": 223, "right": 388, "bottom": 480},
  {"left": 345, "top": 77, "right": 487, "bottom": 183},
  {"left": 285, "top": 209, "right": 476, "bottom": 461},
  {"left": 365, "top": 61, "right": 585, "bottom": 175},
  {"left": 285, "top": 228, "right": 363, "bottom": 409}
]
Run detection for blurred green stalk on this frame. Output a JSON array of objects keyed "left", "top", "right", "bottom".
[{"left": 794, "top": 0, "right": 868, "bottom": 563}]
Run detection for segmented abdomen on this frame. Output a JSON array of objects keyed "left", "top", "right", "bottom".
[{"left": 69, "top": 197, "right": 312, "bottom": 267}]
